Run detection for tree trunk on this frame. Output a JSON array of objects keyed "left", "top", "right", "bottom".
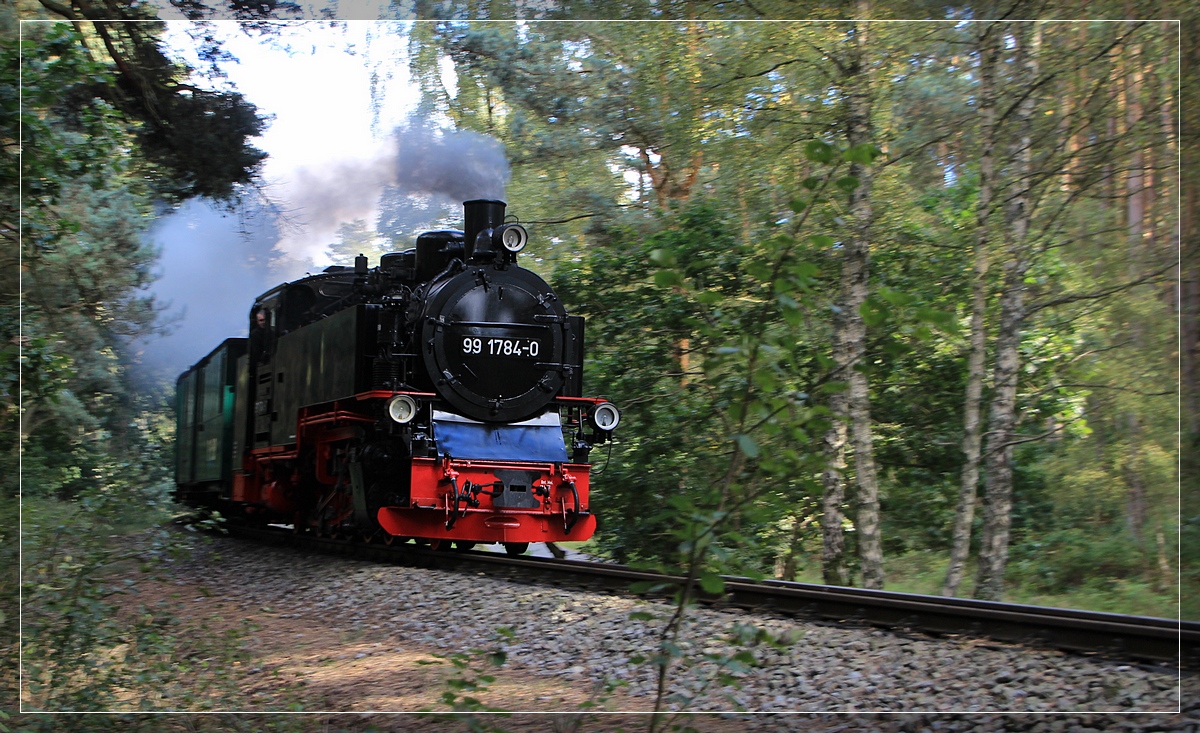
[
  {"left": 822, "top": 0, "right": 883, "bottom": 590},
  {"left": 640, "top": 148, "right": 704, "bottom": 208},
  {"left": 1185, "top": 230, "right": 1200, "bottom": 439},
  {"left": 974, "top": 260, "right": 1030, "bottom": 601},
  {"left": 1124, "top": 31, "right": 1146, "bottom": 270},
  {"left": 1180, "top": 25, "right": 1199, "bottom": 438},
  {"left": 943, "top": 20, "right": 1000, "bottom": 598},
  {"left": 974, "top": 22, "right": 1040, "bottom": 602},
  {"left": 844, "top": 0, "right": 883, "bottom": 591},
  {"left": 821, "top": 394, "right": 850, "bottom": 586},
  {"left": 781, "top": 513, "right": 813, "bottom": 581}
]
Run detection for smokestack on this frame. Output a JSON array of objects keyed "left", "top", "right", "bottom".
[{"left": 463, "top": 199, "right": 506, "bottom": 260}]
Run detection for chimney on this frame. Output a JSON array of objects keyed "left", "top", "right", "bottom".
[{"left": 463, "top": 199, "right": 506, "bottom": 260}]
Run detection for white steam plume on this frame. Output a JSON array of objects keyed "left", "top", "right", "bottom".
[{"left": 276, "top": 118, "right": 510, "bottom": 262}]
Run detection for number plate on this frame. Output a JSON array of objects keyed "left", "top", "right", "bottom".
[{"left": 461, "top": 336, "right": 542, "bottom": 358}]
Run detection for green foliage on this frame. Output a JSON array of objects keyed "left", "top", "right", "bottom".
[
  {"left": 19, "top": 489, "right": 244, "bottom": 715},
  {"left": 2, "top": 14, "right": 289, "bottom": 723},
  {"left": 18, "top": 15, "right": 266, "bottom": 202},
  {"left": 793, "top": 548, "right": 1177, "bottom": 619},
  {"left": 420, "top": 627, "right": 514, "bottom": 732},
  {"left": 7, "top": 22, "right": 187, "bottom": 508},
  {"left": 516, "top": 18, "right": 1179, "bottom": 616},
  {"left": 136, "top": 87, "right": 267, "bottom": 202},
  {"left": 555, "top": 200, "right": 829, "bottom": 572},
  {"left": 9, "top": 25, "right": 124, "bottom": 201},
  {"left": 1007, "top": 527, "right": 1163, "bottom": 594}
]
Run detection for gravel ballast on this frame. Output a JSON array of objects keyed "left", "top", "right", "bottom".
[{"left": 134, "top": 531, "right": 1196, "bottom": 729}]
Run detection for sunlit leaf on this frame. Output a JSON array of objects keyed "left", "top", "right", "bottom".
[
  {"left": 650, "top": 248, "right": 676, "bottom": 267},
  {"left": 699, "top": 572, "right": 726, "bottom": 595},
  {"left": 843, "top": 143, "right": 883, "bottom": 164},
  {"left": 835, "top": 175, "right": 860, "bottom": 193},
  {"left": 654, "top": 269, "right": 684, "bottom": 288},
  {"left": 804, "top": 140, "right": 836, "bottom": 163},
  {"left": 746, "top": 261, "right": 772, "bottom": 281},
  {"left": 734, "top": 434, "right": 759, "bottom": 458}
]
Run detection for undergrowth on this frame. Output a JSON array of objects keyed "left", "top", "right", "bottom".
[{"left": 6, "top": 487, "right": 312, "bottom": 730}]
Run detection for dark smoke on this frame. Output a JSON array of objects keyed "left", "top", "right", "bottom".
[{"left": 389, "top": 118, "right": 510, "bottom": 203}]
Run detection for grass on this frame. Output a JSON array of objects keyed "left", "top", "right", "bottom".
[{"left": 17, "top": 493, "right": 277, "bottom": 715}]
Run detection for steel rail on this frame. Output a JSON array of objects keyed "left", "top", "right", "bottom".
[{"left": 223, "top": 524, "right": 1200, "bottom": 669}]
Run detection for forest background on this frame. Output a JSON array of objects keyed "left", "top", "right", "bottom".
[{"left": 2, "top": 0, "right": 1196, "bottom": 720}]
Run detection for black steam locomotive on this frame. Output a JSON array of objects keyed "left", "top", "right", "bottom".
[{"left": 175, "top": 200, "right": 619, "bottom": 554}]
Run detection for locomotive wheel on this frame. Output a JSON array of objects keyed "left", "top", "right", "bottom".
[
  {"left": 428, "top": 538, "right": 453, "bottom": 552},
  {"left": 503, "top": 542, "right": 529, "bottom": 556},
  {"left": 454, "top": 541, "right": 476, "bottom": 552}
]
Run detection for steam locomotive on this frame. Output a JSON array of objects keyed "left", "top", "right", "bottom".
[{"left": 175, "top": 200, "right": 619, "bottom": 554}]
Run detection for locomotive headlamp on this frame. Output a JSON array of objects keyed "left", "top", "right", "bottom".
[
  {"left": 495, "top": 223, "right": 528, "bottom": 253},
  {"left": 386, "top": 394, "right": 419, "bottom": 424},
  {"left": 589, "top": 402, "right": 621, "bottom": 432}
]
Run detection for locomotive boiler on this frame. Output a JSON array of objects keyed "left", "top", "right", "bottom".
[{"left": 175, "top": 200, "right": 619, "bottom": 554}]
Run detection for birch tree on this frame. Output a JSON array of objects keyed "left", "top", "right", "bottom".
[
  {"left": 942, "top": 18, "right": 1000, "bottom": 598},
  {"left": 973, "top": 21, "right": 1041, "bottom": 601},
  {"left": 818, "top": 3, "right": 885, "bottom": 589}
]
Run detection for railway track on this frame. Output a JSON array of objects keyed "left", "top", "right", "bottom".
[{"left": 224, "top": 523, "right": 1199, "bottom": 670}]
